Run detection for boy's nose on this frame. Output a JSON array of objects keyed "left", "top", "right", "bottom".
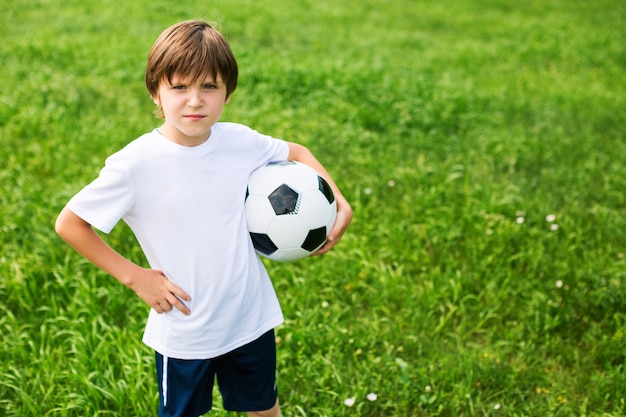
[{"left": 187, "top": 91, "right": 202, "bottom": 107}]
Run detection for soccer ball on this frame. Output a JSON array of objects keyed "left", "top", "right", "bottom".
[{"left": 245, "top": 161, "right": 337, "bottom": 262}]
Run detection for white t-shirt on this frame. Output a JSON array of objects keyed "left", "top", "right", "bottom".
[{"left": 68, "top": 123, "right": 289, "bottom": 359}]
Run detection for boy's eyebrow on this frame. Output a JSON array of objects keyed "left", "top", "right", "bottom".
[{"left": 168, "top": 73, "right": 222, "bottom": 85}]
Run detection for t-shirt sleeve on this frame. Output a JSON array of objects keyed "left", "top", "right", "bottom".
[
  {"left": 67, "top": 153, "right": 135, "bottom": 234},
  {"left": 252, "top": 131, "right": 290, "bottom": 166},
  {"left": 215, "top": 123, "right": 290, "bottom": 167}
]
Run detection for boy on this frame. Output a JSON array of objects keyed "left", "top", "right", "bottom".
[{"left": 55, "top": 20, "right": 352, "bottom": 417}]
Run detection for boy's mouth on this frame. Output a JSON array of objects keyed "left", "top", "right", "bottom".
[{"left": 185, "top": 114, "right": 206, "bottom": 121}]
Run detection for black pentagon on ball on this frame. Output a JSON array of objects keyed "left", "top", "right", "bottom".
[
  {"left": 249, "top": 232, "right": 278, "bottom": 255},
  {"left": 268, "top": 184, "right": 300, "bottom": 215},
  {"left": 301, "top": 226, "right": 327, "bottom": 251},
  {"left": 317, "top": 176, "right": 335, "bottom": 204}
]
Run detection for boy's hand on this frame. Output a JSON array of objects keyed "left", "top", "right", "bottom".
[
  {"left": 312, "top": 195, "right": 353, "bottom": 256},
  {"left": 130, "top": 269, "right": 191, "bottom": 315},
  {"left": 286, "top": 142, "right": 353, "bottom": 257}
]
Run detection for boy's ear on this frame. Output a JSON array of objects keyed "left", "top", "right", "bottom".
[
  {"left": 225, "top": 95, "right": 231, "bottom": 104},
  {"left": 152, "top": 94, "right": 160, "bottom": 105}
]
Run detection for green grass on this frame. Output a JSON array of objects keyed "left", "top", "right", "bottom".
[{"left": 1, "top": 0, "right": 625, "bottom": 415}]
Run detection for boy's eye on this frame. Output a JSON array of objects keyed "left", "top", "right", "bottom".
[
  {"left": 203, "top": 84, "right": 217, "bottom": 89},
  {"left": 172, "top": 85, "right": 186, "bottom": 90}
]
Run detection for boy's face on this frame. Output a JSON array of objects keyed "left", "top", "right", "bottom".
[{"left": 152, "top": 73, "right": 231, "bottom": 147}]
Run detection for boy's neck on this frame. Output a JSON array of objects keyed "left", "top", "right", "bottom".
[{"left": 156, "top": 125, "right": 212, "bottom": 148}]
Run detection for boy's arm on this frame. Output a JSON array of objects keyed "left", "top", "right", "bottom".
[
  {"left": 55, "top": 207, "right": 191, "bottom": 315},
  {"left": 287, "top": 142, "right": 353, "bottom": 256}
]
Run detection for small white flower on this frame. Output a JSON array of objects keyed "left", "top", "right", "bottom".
[
  {"left": 344, "top": 397, "right": 355, "bottom": 407},
  {"left": 556, "top": 280, "right": 564, "bottom": 288},
  {"left": 425, "top": 385, "right": 432, "bottom": 393},
  {"left": 494, "top": 403, "right": 501, "bottom": 410},
  {"left": 546, "top": 214, "right": 556, "bottom": 222},
  {"left": 364, "top": 188, "right": 372, "bottom": 195},
  {"left": 550, "top": 224, "right": 559, "bottom": 231},
  {"left": 367, "top": 392, "right": 378, "bottom": 401},
  {"left": 388, "top": 180, "right": 396, "bottom": 187},
  {"left": 321, "top": 301, "right": 329, "bottom": 308},
  {"left": 516, "top": 217, "right": 525, "bottom": 224}
]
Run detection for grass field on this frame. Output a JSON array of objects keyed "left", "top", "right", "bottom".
[{"left": 1, "top": 0, "right": 625, "bottom": 415}]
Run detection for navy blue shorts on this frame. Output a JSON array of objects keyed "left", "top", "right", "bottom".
[{"left": 155, "top": 329, "right": 278, "bottom": 417}]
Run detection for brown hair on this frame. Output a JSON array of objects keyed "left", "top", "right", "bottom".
[{"left": 145, "top": 21, "right": 238, "bottom": 117}]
